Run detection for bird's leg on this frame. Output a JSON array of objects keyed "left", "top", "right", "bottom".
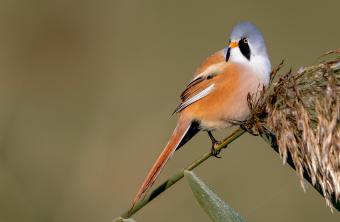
[
  {"left": 208, "top": 131, "right": 225, "bottom": 158},
  {"left": 228, "top": 120, "right": 258, "bottom": 136}
]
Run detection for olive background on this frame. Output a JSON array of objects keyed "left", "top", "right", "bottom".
[{"left": 0, "top": 1, "right": 340, "bottom": 222}]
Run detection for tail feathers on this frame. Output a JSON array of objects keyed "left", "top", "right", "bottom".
[{"left": 129, "top": 114, "right": 197, "bottom": 211}]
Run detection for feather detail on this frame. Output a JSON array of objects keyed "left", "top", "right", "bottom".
[
  {"left": 172, "top": 52, "right": 228, "bottom": 115},
  {"left": 173, "top": 83, "right": 215, "bottom": 114},
  {"left": 129, "top": 113, "right": 196, "bottom": 211}
]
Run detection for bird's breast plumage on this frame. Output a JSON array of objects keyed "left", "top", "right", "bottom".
[{"left": 179, "top": 50, "right": 268, "bottom": 131}]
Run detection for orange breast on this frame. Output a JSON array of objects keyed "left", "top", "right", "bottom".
[{"left": 181, "top": 52, "right": 263, "bottom": 131}]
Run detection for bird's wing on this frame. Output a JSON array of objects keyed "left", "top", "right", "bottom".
[{"left": 173, "top": 73, "right": 222, "bottom": 114}]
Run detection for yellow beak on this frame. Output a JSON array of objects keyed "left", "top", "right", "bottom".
[{"left": 229, "top": 42, "right": 238, "bottom": 48}]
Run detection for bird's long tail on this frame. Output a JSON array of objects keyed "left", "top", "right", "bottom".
[{"left": 129, "top": 114, "right": 199, "bottom": 211}]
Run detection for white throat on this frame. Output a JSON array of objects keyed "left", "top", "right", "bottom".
[{"left": 230, "top": 48, "right": 271, "bottom": 88}]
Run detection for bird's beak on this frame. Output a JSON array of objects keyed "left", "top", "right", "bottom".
[{"left": 229, "top": 42, "right": 238, "bottom": 48}]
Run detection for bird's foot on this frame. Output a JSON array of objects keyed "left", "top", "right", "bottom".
[
  {"left": 211, "top": 144, "right": 223, "bottom": 158},
  {"left": 228, "top": 120, "right": 258, "bottom": 136},
  {"left": 208, "top": 131, "right": 225, "bottom": 158}
]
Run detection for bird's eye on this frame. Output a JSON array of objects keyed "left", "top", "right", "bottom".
[{"left": 243, "top": 38, "right": 248, "bottom": 44}]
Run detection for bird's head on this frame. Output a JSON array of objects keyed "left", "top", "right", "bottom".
[{"left": 223, "top": 22, "right": 271, "bottom": 84}]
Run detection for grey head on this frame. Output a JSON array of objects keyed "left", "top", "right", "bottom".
[{"left": 223, "top": 22, "right": 271, "bottom": 82}]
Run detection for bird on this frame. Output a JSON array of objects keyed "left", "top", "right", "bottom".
[{"left": 129, "top": 22, "right": 271, "bottom": 211}]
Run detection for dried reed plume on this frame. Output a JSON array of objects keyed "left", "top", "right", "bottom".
[{"left": 248, "top": 49, "right": 340, "bottom": 211}]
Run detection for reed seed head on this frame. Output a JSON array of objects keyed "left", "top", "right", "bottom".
[{"left": 247, "top": 49, "right": 340, "bottom": 211}]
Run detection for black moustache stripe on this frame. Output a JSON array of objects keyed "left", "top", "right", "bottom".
[{"left": 239, "top": 38, "right": 251, "bottom": 61}]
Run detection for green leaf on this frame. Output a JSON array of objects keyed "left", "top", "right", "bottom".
[{"left": 184, "top": 170, "right": 247, "bottom": 222}]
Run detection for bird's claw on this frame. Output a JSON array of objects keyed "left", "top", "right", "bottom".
[
  {"left": 211, "top": 144, "right": 222, "bottom": 158},
  {"left": 228, "top": 120, "right": 258, "bottom": 136},
  {"left": 240, "top": 124, "right": 258, "bottom": 136}
]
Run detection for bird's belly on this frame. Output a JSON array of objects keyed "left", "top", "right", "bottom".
[
  {"left": 187, "top": 71, "right": 265, "bottom": 132},
  {"left": 198, "top": 98, "right": 252, "bottom": 131},
  {"left": 198, "top": 119, "right": 235, "bottom": 131}
]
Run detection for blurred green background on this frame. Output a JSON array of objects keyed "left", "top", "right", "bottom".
[{"left": 0, "top": 1, "right": 339, "bottom": 222}]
